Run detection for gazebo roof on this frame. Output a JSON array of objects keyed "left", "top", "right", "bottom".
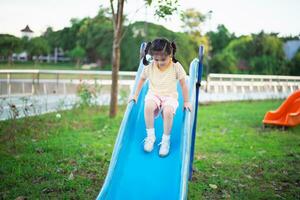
[{"left": 21, "top": 25, "right": 33, "bottom": 33}]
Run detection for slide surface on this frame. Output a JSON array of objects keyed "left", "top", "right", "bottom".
[
  {"left": 96, "top": 58, "right": 201, "bottom": 200},
  {"left": 263, "top": 90, "right": 300, "bottom": 127}
]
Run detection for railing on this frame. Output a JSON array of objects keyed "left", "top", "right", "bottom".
[
  {"left": 206, "top": 73, "right": 300, "bottom": 94},
  {"left": 0, "top": 70, "right": 136, "bottom": 97},
  {"left": 1, "top": 70, "right": 299, "bottom": 101}
]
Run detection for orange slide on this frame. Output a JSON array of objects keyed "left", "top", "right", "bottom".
[{"left": 263, "top": 90, "right": 300, "bottom": 127}]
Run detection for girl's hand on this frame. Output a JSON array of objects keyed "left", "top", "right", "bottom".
[
  {"left": 128, "top": 95, "right": 137, "bottom": 104},
  {"left": 184, "top": 101, "right": 192, "bottom": 112}
]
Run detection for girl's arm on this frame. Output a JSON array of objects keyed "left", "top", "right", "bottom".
[
  {"left": 129, "top": 78, "right": 146, "bottom": 103},
  {"left": 179, "top": 78, "right": 192, "bottom": 111},
  {"left": 134, "top": 78, "right": 146, "bottom": 98}
]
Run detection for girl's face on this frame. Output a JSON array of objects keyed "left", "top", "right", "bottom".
[{"left": 152, "top": 53, "right": 171, "bottom": 68}]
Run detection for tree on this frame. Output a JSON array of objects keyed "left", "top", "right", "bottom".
[
  {"left": 209, "top": 36, "right": 251, "bottom": 74},
  {"left": 0, "top": 34, "right": 22, "bottom": 65},
  {"left": 288, "top": 50, "right": 300, "bottom": 75},
  {"left": 26, "top": 37, "right": 50, "bottom": 65},
  {"left": 213, "top": 32, "right": 288, "bottom": 75},
  {"left": 248, "top": 32, "right": 287, "bottom": 74},
  {"left": 179, "top": 8, "right": 210, "bottom": 62},
  {"left": 154, "top": 0, "right": 178, "bottom": 18},
  {"left": 108, "top": 0, "right": 179, "bottom": 117},
  {"left": 77, "top": 8, "right": 113, "bottom": 66},
  {"left": 280, "top": 34, "right": 300, "bottom": 42},
  {"left": 224, "top": 35, "right": 253, "bottom": 61},
  {"left": 250, "top": 32, "right": 285, "bottom": 58},
  {"left": 43, "top": 27, "right": 60, "bottom": 52},
  {"left": 249, "top": 55, "right": 285, "bottom": 75},
  {"left": 180, "top": 8, "right": 206, "bottom": 34},
  {"left": 109, "top": 0, "right": 125, "bottom": 118},
  {"left": 210, "top": 50, "right": 238, "bottom": 73},
  {"left": 68, "top": 45, "right": 86, "bottom": 67},
  {"left": 43, "top": 19, "right": 83, "bottom": 53},
  {"left": 206, "top": 24, "right": 235, "bottom": 55}
]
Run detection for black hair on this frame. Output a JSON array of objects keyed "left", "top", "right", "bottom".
[{"left": 142, "top": 38, "right": 178, "bottom": 65}]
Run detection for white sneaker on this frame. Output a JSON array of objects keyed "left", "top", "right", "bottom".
[
  {"left": 143, "top": 135, "right": 156, "bottom": 152},
  {"left": 158, "top": 139, "right": 170, "bottom": 157}
]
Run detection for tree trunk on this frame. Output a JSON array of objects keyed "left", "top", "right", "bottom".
[
  {"left": 8, "top": 56, "right": 12, "bottom": 66},
  {"left": 109, "top": 0, "right": 124, "bottom": 118},
  {"left": 8, "top": 52, "right": 13, "bottom": 66},
  {"left": 109, "top": 39, "right": 120, "bottom": 117},
  {"left": 76, "top": 58, "right": 80, "bottom": 68},
  {"left": 34, "top": 57, "right": 38, "bottom": 67}
]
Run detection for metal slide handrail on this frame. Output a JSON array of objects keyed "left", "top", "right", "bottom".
[
  {"left": 189, "top": 45, "right": 204, "bottom": 180},
  {"left": 179, "top": 45, "right": 204, "bottom": 199}
]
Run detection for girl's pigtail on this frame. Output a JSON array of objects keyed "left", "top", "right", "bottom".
[
  {"left": 143, "top": 42, "right": 152, "bottom": 65},
  {"left": 171, "top": 41, "right": 178, "bottom": 63}
]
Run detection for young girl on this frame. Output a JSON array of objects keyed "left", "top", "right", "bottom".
[{"left": 130, "top": 38, "right": 192, "bottom": 157}]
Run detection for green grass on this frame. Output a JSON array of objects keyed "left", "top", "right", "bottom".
[
  {"left": 0, "top": 106, "right": 124, "bottom": 199},
  {"left": 0, "top": 100, "right": 299, "bottom": 199},
  {"left": 189, "top": 100, "right": 300, "bottom": 200},
  {"left": 0, "top": 61, "right": 114, "bottom": 71},
  {"left": 0, "top": 62, "right": 115, "bottom": 80},
  {"left": 0, "top": 62, "right": 77, "bottom": 70},
  {"left": 0, "top": 62, "right": 85, "bottom": 80}
]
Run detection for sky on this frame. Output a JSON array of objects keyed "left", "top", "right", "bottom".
[{"left": 0, "top": 0, "right": 299, "bottom": 38}]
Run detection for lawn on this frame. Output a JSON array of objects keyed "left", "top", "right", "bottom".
[
  {"left": 0, "top": 100, "right": 299, "bottom": 199},
  {"left": 190, "top": 100, "right": 300, "bottom": 199},
  {"left": 0, "top": 62, "right": 77, "bottom": 70},
  {"left": 0, "top": 62, "right": 115, "bottom": 80}
]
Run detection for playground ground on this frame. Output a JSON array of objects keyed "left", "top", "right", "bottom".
[{"left": 0, "top": 100, "right": 299, "bottom": 199}]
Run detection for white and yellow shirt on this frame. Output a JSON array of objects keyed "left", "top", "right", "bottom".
[{"left": 141, "top": 61, "right": 187, "bottom": 99}]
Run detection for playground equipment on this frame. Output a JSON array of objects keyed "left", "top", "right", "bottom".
[
  {"left": 96, "top": 43, "right": 204, "bottom": 200},
  {"left": 263, "top": 90, "right": 300, "bottom": 127}
]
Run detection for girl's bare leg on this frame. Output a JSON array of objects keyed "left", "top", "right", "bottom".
[
  {"left": 143, "top": 100, "right": 158, "bottom": 152},
  {"left": 162, "top": 106, "right": 174, "bottom": 135},
  {"left": 159, "top": 106, "right": 174, "bottom": 156},
  {"left": 144, "top": 100, "right": 157, "bottom": 129}
]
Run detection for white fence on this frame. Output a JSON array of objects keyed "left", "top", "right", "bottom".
[
  {"left": 207, "top": 73, "right": 300, "bottom": 93},
  {"left": 0, "top": 70, "right": 300, "bottom": 101},
  {"left": 199, "top": 73, "right": 300, "bottom": 102},
  {"left": 1, "top": 70, "right": 300, "bottom": 120},
  {"left": 0, "top": 69, "right": 136, "bottom": 97}
]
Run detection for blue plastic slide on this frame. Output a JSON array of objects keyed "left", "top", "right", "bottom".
[{"left": 96, "top": 45, "right": 204, "bottom": 200}]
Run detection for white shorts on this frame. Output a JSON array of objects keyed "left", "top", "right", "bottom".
[{"left": 144, "top": 92, "right": 179, "bottom": 118}]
